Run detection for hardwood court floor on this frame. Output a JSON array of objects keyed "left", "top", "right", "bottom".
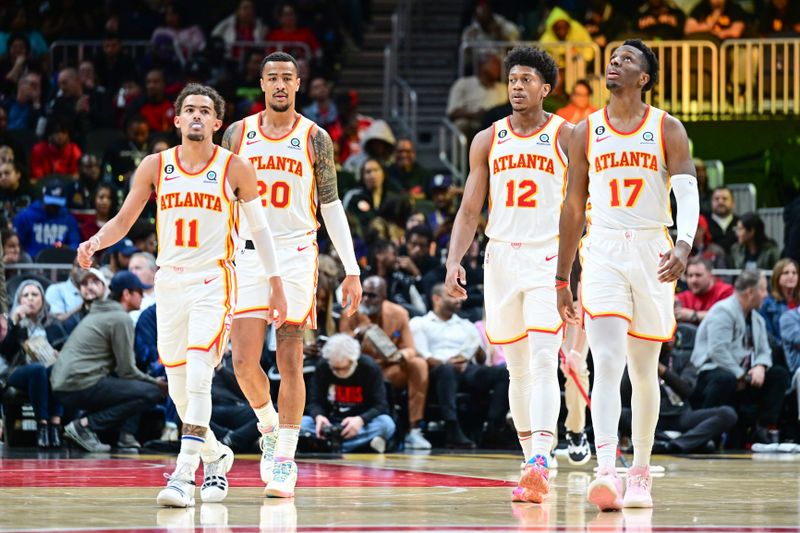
[{"left": 0, "top": 448, "right": 799, "bottom": 532}]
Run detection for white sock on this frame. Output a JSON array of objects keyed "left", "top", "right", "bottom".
[
  {"left": 254, "top": 401, "right": 279, "bottom": 431},
  {"left": 627, "top": 337, "right": 662, "bottom": 468},
  {"left": 584, "top": 316, "right": 629, "bottom": 472},
  {"left": 519, "top": 434, "right": 533, "bottom": 462},
  {"left": 275, "top": 424, "right": 300, "bottom": 461},
  {"left": 531, "top": 430, "right": 555, "bottom": 459}
]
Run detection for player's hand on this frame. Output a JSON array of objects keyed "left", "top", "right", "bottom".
[
  {"left": 77, "top": 236, "right": 100, "bottom": 269},
  {"left": 557, "top": 286, "right": 579, "bottom": 324},
  {"left": 340, "top": 416, "right": 364, "bottom": 439},
  {"left": 561, "top": 349, "right": 582, "bottom": 375},
  {"left": 445, "top": 262, "right": 468, "bottom": 300},
  {"left": 341, "top": 275, "right": 362, "bottom": 317},
  {"left": 268, "top": 276, "right": 288, "bottom": 328},
  {"left": 315, "top": 415, "right": 331, "bottom": 438},
  {"left": 748, "top": 365, "right": 766, "bottom": 388},
  {"left": 657, "top": 241, "right": 691, "bottom": 283}
]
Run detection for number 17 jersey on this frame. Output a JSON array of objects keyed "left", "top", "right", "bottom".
[{"left": 485, "top": 114, "right": 568, "bottom": 246}]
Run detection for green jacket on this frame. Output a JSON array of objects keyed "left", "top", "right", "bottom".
[
  {"left": 729, "top": 241, "right": 781, "bottom": 271},
  {"left": 50, "top": 299, "right": 158, "bottom": 392}
]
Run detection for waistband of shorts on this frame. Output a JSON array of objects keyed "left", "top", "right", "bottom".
[
  {"left": 245, "top": 233, "right": 316, "bottom": 250},
  {"left": 158, "top": 260, "right": 234, "bottom": 273},
  {"left": 586, "top": 225, "right": 668, "bottom": 241},
  {"left": 488, "top": 238, "right": 556, "bottom": 248}
]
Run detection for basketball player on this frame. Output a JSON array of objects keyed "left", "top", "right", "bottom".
[
  {"left": 221, "top": 51, "right": 362, "bottom": 498},
  {"left": 556, "top": 39, "right": 699, "bottom": 510},
  {"left": 445, "top": 46, "right": 572, "bottom": 504},
  {"left": 77, "top": 84, "right": 288, "bottom": 508}
]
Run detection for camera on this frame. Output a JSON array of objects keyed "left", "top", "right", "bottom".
[{"left": 320, "top": 423, "right": 344, "bottom": 453}]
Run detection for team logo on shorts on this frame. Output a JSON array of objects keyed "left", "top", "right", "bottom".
[
  {"left": 247, "top": 130, "right": 256, "bottom": 139},
  {"left": 288, "top": 137, "right": 302, "bottom": 150},
  {"left": 595, "top": 125, "right": 606, "bottom": 136},
  {"left": 165, "top": 164, "right": 175, "bottom": 174},
  {"left": 538, "top": 133, "right": 550, "bottom": 144},
  {"left": 205, "top": 170, "right": 217, "bottom": 182},
  {"left": 498, "top": 129, "right": 508, "bottom": 139},
  {"left": 642, "top": 131, "right": 655, "bottom": 143}
]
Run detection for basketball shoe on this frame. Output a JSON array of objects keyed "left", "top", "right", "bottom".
[
  {"left": 566, "top": 431, "right": 591, "bottom": 466},
  {"left": 201, "top": 444, "right": 234, "bottom": 503},
  {"left": 259, "top": 424, "right": 279, "bottom": 484},
  {"left": 623, "top": 465, "right": 653, "bottom": 508},
  {"left": 264, "top": 459, "right": 298, "bottom": 498},
  {"left": 512, "top": 454, "right": 550, "bottom": 503},
  {"left": 587, "top": 465, "right": 623, "bottom": 511},
  {"left": 157, "top": 457, "right": 198, "bottom": 507}
]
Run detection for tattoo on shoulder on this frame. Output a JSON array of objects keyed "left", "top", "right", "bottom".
[
  {"left": 310, "top": 128, "right": 339, "bottom": 204},
  {"left": 221, "top": 122, "right": 239, "bottom": 151}
]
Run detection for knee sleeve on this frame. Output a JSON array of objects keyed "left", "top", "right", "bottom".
[
  {"left": 627, "top": 337, "right": 662, "bottom": 467},
  {"left": 584, "top": 317, "right": 629, "bottom": 443},
  {"left": 504, "top": 339, "right": 532, "bottom": 433},
  {"left": 182, "top": 349, "right": 216, "bottom": 427},
  {"left": 528, "top": 332, "right": 561, "bottom": 435}
]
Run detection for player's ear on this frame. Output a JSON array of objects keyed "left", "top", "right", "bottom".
[
  {"left": 173, "top": 112, "right": 181, "bottom": 129},
  {"left": 542, "top": 83, "right": 551, "bottom": 98},
  {"left": 212, "top": 118, "right": 223, "bottom": 132},
  {"left": 640, "top": 73, "right": 650, "bottom": 89},
  {"left": 259, "top": 77, "right": 267, "bottom": 93}
]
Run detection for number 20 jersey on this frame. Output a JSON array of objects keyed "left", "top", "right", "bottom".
[
  {"left": 585, "top": 105, "right": 673, "bottom": 231},
  {"left": 234, "top": 112, "right": 319, "bottom": 241},
  {"left": 484, "top": 114, "right": 568, "bottom": 246}
]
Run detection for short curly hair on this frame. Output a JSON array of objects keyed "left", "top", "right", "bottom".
[
  {"left": 622, "top": 39, "right": 659, "bottom": 92},
  {"left": 174, "top": 83, "right": 225, "bottom": 120},
  {"left": 504, "top": 45, "right": 558, "bottom": 89}
]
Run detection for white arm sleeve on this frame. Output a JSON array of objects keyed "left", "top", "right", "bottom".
[
  {"left": 240, "top": 197, "right": 280, "bottom": 278},
  {"left": 671, "top": 173, "right": 700, "bottom": 247},
  {"left": 320, "top": 200, "right": 360, "bottom": 276}
]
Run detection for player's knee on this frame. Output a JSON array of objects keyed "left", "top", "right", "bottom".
[
  {"left": 185, "top": 354, "right": 214, "bottom": 395},
  {"left": 232, "top": 351, "right": 258, "bottom": 375}
]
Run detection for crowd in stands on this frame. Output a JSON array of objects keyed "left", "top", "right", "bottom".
[{"left": 1, "top": 0, "right": 799, "bottom": 456}]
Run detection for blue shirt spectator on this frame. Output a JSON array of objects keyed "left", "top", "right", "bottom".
[
  {"left": 13, "top": 180, "right": 81, "bottom": 257},
  {"left": 134, "top": 303, "right": 163, "bottom": 377},
  {"left": 758, "top": 258, "right": 799, "bottom": 343}
]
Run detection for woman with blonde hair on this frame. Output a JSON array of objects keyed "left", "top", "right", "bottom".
[{"left": 760, "top": 258, "right": 799, "bottom": 343}]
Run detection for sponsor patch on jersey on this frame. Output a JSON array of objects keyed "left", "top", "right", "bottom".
[
  {"left": 288, "top": 137, "right": 302, "bottom": 150},
  {"left": 537, "top": 133, "right": 550, "bottom": 145},
  {"left": 641, "top": 131, "right": 655, "bottom": 144},
  {"left": 205, "top": 170, "right": 217, "bottom": 183}
]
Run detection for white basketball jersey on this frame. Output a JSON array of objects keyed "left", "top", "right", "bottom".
[
  {"left": 235, "top": 112, "right": 319, "bottom": 241},
  {"left": 485, "top": 114, "right": 569, "bottom": 245},
  {"left": 155, "top": 146, "right": 239, "bottom": 268},
  {"left": 585, "top": 106, "right": 673, "bottom": 230}
]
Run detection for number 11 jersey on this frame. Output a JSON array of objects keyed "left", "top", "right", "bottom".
[{"left": 485, "top": 114, "right": 568, "bottom": 246}]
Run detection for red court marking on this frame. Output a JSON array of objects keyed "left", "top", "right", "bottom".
[
  {"left": 10, "top": 526, "right": 800, "bottom": 533},
  {"left": 0, "top": 458, "right": 514, "bottom": 489}
]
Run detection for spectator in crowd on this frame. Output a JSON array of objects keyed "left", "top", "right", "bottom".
[
  {"left": 675, "top": 257, "right": 734, "bottom": 325},
  {"left": 365, "top": 240, "right": 426, "bottom": 316},
  {"left": 0, "top": 7, "right": 48, "bottom": 58},
  {"left": 5, "top": 71, "right": 44, "bottom": 131},
  {"left": 460, "top": 2, "right": 520, "bottom": 52},
  {"left": 40, "top": 0, "right": 96, "bottom": 42},
  {"left": 539, "top": 7, "right": 596, "bottom": 64},
  {"left": 59, "top": 267, "right": 108, "bottom": 333},
  {"left": 411, "top": 283, "right": 511, "bottom": 447},
  {"left": 302, "top": 256, "right": 343, "bottom": 361},
  {"left": 759, "top": 258, "right": 799, "bottom": 343},
  {"left": 708, "top": 186, "right": 738, "bottom": 253},
  {"left": 343, "top": 119, "right": 397, "bottom": 175},
  {"left": 695, "top": 159, "right": 712, "bottom": 215},
  {"left": 339, "top": 276, "right": 432, "bottom": 450},
  {"left": 13, "top": 179, "right": 81, "bottom": 257},
  {"left": 556, "top": 80, "right": 598, "bottom": 124},
  {"left": 302, "top": 334, "right": 396, "bottom": 453},
  {"left": 67, "top": 154, "right": 103, "bottom": 214},
  {"left": 79, "top": 184, "right": 117, "bottom": 242},
  {"left": 103, "top": 115, "right": 150, "bottom": 188},
  {"left": 426, "top": 174, "right": 458, "bottom": 241},
  {"left": 422, "top": 237, "right": 485, "bottom": 323},
  {"left": 621, "top": 341, "right": 737, "bottom": 454},
  {"left": 691, "top": 270, "right": 790, "bottom": 444},
  {"left": 731, "top": 212, "right": 781, "bottom": 271},
  {"left": 693, "top": 215, "right": 731, "bottom": 270},
  {"left": 759, "top": 0, "right": 800, "bottom": 36},
  {"left": 780, "top": 305, "right": 800, "bottom": 417},
  {"left": 387, "top": 138, "right": 432, "bottom": 199},
  {"left": 685, "top": 0, "right": 746, "bottom": 41},
  {"left": 47, "top": 66, "right": 112, "bottom": 142},
  {"left": 45, "top": 259, "right": 84, "bottom": 320},
  {"left": 78, "top": 61, "right": 104, "bottom": 99},
  {"left": 0, "top": 161, "right": 37, "bottom": 218},
  {"left": 151, "top": 4, "right": 206, "bottom": 58},
  {"left": 208, "top": 351, "right": 260, "bottom": 452},
  {"left": 637, "top": 0, "right": 686, "bottom": 40},
  {"left": 127, "top": 251, "right": 157, "bottom": 324},
  {"left": 30, "top": 122, "right": 81, "bottom": 182},
  {"left": 2, "top": 228, "right": 33, "bottom": 279},
  {"left": 93, "top": 31, "right": 138, "bottom": 96},
  {"left": 233, "top": 51, "right": 267, "bottom": 118},
  {"left": 397, "top": 224, "right": 439, "bottom": 283},
  {"left": 446, "top": 54, "right": 507, "bottom": 139},
  {"left": 0, "top": 33, "right": 35, "bottom": 97},
  {"left": 129, "top": 219, "right": 157, "bottom": 256},
  {"left": 126, "top": 69, "right": 174, "bottom": 133},
  {"left": 343, "top": 159, "right": 399, "bottom": 229},
  {"left": 101, "top": 238, "right": 140, "bottom": 279},
  {"left": 266, "top": 4, "right": 321, "bottom": 61},
  {"left": 302, "top": 77, "right": 340, "bottom": 138},
  {"left": 583, "top": 0, "right": 628, "bottom": 48},
  {"left": 211, "top": 0, "right": 268, "bottom": 58},
  {"left": 51, "top": 271, "right": 166, "bottom": 452},
  {"left": 0, "top": 279, "right": 66, "bottom": 448}
]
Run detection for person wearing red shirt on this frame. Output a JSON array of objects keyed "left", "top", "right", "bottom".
[
  {"left": 125, "top": 69, "right": 174, "bottom": 133},
  {"left": 265, "top": 4, "right": 321, "bottom": 61},
  {"left": 675, "top": 257, "right": 734, "bottom": 324},
  {"left": 30, "top": 121, "right": 81, "bottom": 182}
]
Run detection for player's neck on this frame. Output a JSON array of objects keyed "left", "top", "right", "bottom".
[
  {"left": 509, "top": 108, "right": 548, "bottom": 134},
  {"left": 607, "top": 90, "right": 647, "bottom": 120},
  {"left": 178, "top": 140, "right": 216, "bottom": 168},
  {"left": 262, "top": 107, "right": 299, "bottom": 131}
]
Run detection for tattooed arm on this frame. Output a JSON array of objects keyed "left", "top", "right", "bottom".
[
  {"left": 221, "top": 120, "right": 243, "bottom": 152},
  {"left": 310, "top": 124, "right": 362, "bottom": 315}
]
